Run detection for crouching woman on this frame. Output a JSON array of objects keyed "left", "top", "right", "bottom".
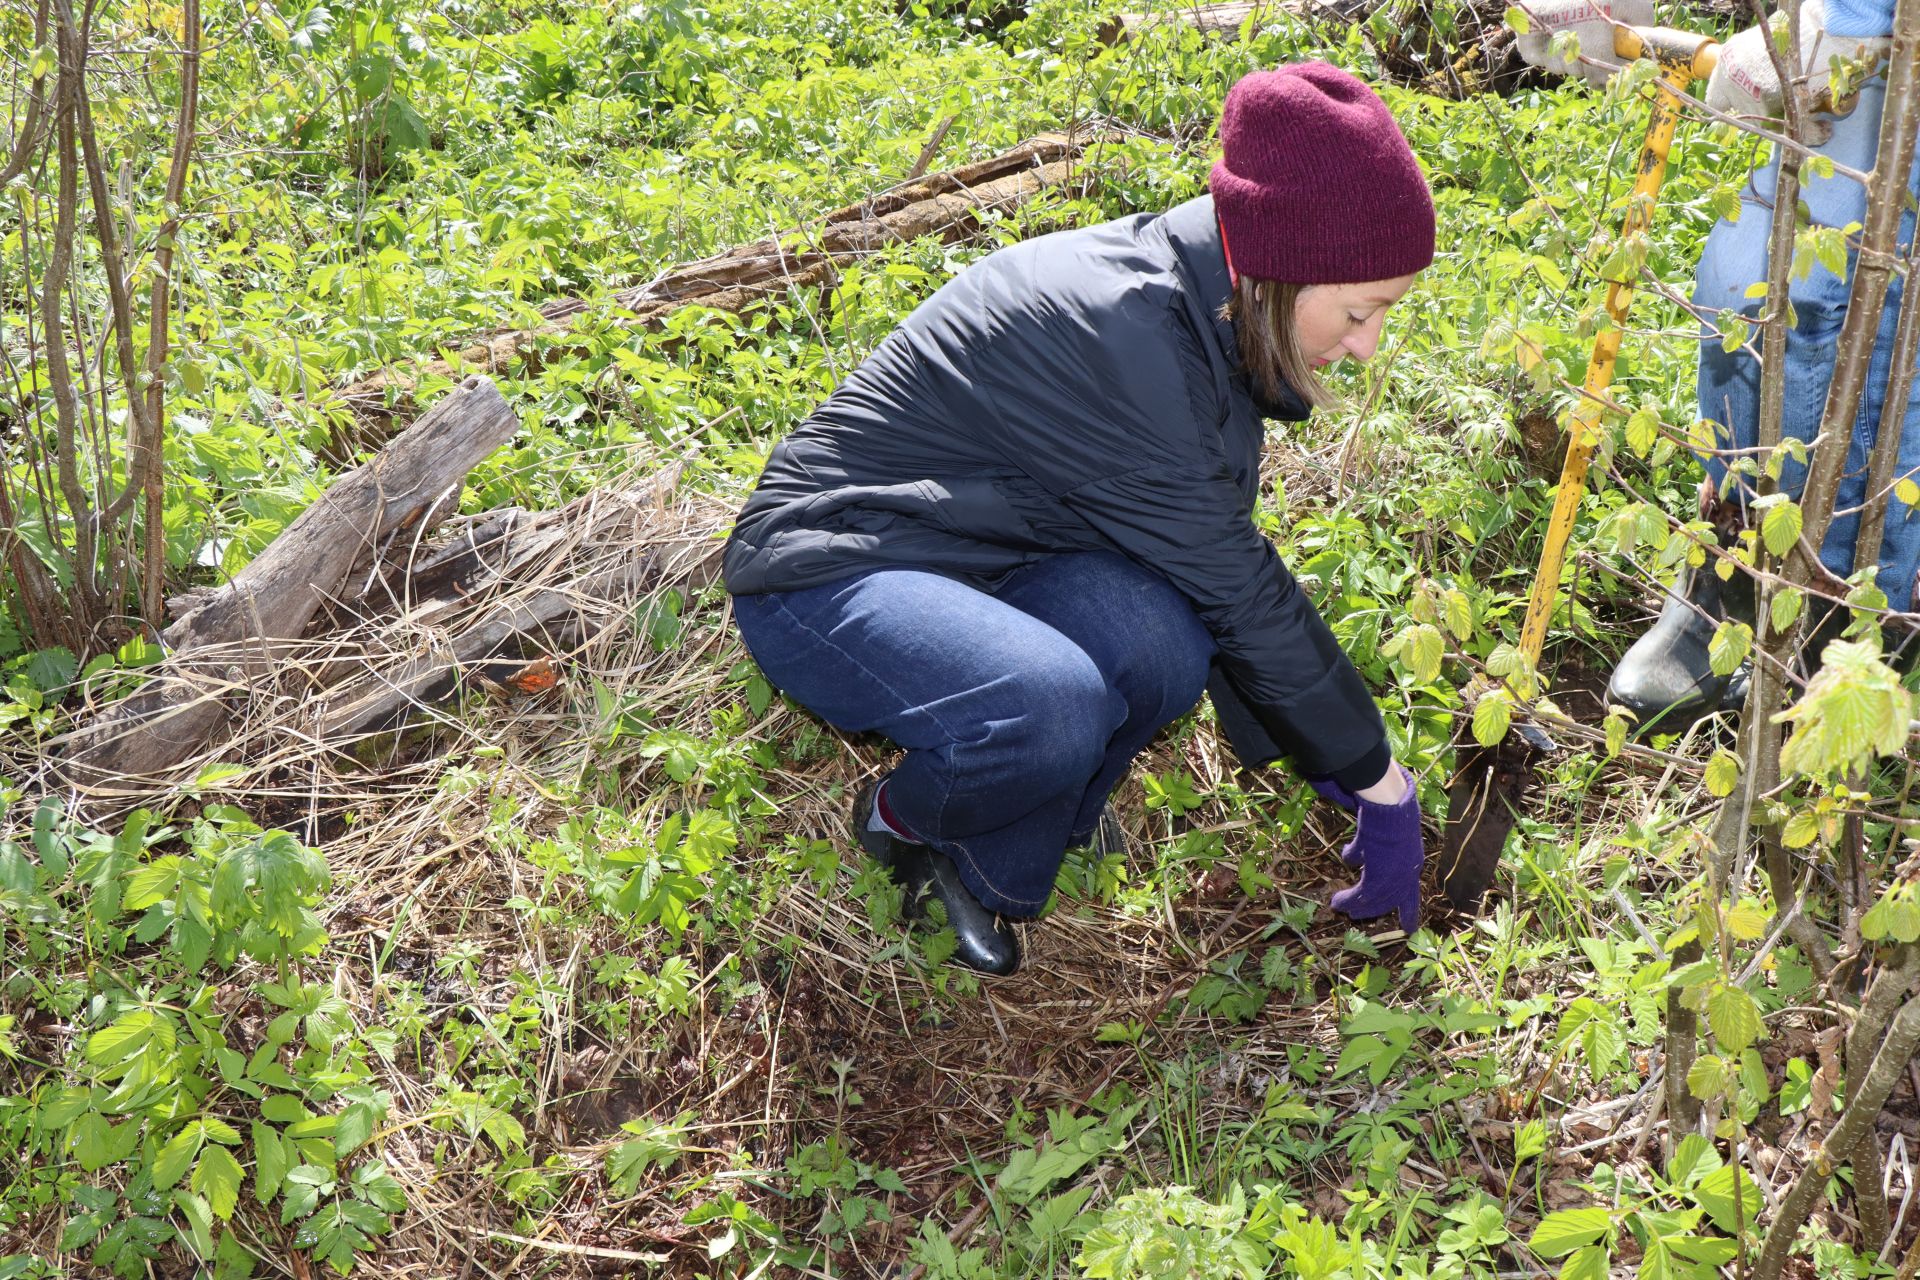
[{"left": 722, "top": 63, "right": 1433, "bottom": 975}]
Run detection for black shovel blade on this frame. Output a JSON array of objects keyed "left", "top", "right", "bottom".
[{"left": 1438, "top": 727, "right": 1552, "bottom": 912}]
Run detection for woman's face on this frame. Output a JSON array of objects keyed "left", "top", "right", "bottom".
[{"left": 1290, "top": 275, "right": 1419, "bottom": 369}]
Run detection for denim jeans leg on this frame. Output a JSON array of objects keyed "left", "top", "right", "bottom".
[
  {"left": 1693, "top": 75, "right": 1920, "bottom": 610},
  {"left": 730, "top": 568, "right": 1129, "bottom": 914},
  {"left": 990, "top": 551, "right": 1215, "bottom": 842}
]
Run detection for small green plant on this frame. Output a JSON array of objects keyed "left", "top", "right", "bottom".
[{"left": 1528, "top": 1136, "right": 1760, "bottom": 1280}]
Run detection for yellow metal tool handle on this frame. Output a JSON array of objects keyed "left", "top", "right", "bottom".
[
  {"left": 1512, "top": 26, "right": 1720, "bottom": 670},
  {"left": 1612, "top": 25, "right": 1720, "bottom": 81}
]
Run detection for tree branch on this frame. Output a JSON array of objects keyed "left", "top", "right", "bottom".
[
  {"left": 0, "top": 0, "right": 51, "bottom": 188},
  {"left": 1756, "top": 992, "right": 1920, "bottom": 1279},
  {"left": 1790, "top": 0, "right": 1920, "bottom": 574}
]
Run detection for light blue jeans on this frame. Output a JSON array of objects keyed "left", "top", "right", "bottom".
[{"left": 1694, "top": 75, "right": 1920, "bottom": 611}]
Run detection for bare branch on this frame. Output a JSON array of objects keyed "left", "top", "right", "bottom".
[
  {"left": 1792, "top": 0, "right": 1920, "bottom": 575},
  {"left": 0, "top": 0, "right": 51, "bottom": 188},
  {"left": 1852, "top": 238, "right": 1920, "bottom": 577}
]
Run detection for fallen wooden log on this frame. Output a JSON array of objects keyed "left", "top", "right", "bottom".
[
  {"left": 1098, "top": 0, "right": 1325, "bottom": 44},
  {"left": 310, "top": 469, "right": 721, "bottom": 743},
  {"left": 331, "top": 129, "right": 1117, "bottom": 432},
  {"left": 58, "top": 376, "right": 519, "bottom": 792},
  {"left": 54, "top": 453, "right": 726, "bottom": 806}
]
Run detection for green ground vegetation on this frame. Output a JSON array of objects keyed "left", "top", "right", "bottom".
[{"left": 1, "top": 0, "right": 1915, "bottom": 1277}]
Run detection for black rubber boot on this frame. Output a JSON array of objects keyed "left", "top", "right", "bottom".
[
  {"left": 1607, "top": 561, "right": 1755, "bottom": 729},
  {"left": 852, "top": 781, "right": 1020, "bottom": 977},
  {"left": 1068, "top": 804, "right": 1129, "bottom": 858}
]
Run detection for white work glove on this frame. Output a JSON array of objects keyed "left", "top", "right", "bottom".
[
  {"left": 1705, "top": 0, "right": 1890, "bottom": 121},
  {"left": 1513, "top": 0, "right": 1656, "bottom": 89}
]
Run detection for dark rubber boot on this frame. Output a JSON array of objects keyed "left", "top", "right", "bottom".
[
  {"left": 852, "top": 782, "right": 1020, "bottom": 977},
  {"left": 1606, "top": 567, "right": 1728, "bottom": 726},
  {"left": 1068, "top": 805, "right": 1130, "bottom": 858}
]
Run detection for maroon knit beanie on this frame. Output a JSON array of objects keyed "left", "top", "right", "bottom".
[{"left": 1209, "top": 62, "right": 1435, "bottom": 285}]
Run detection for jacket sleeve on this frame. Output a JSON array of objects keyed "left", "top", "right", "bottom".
[
  {"left": 1058, "top": 462, "right": 1389, "bottom": 781},
  {"left": 970, "top": 273, "right": 1389, "bottom": 780},
  {"left": 1822, "top": 0, "right": 1894, "bottom": 37}
]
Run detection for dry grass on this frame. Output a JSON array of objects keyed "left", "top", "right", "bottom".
[
  {"left": 8, "top": 449, "right": 1456, "bottom": 1275},
  {"left": 15, "top": 437, "right": 1891, "bottom": 1278}
]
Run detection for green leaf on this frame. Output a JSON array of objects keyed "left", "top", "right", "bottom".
[
  {"left": 1400, "top": 623, "right": 1445, "bottom": 685},
  {"left": 70, "top": 1112, "right": 116, "bottom": 1172},
  {"left": 1707, "top": 983, "right": 1763, "bottom": 1053},
  {"left": 1777, "top": 640, "right": 1915, "bottom": 778},
  {"left": 154, "top": 1123, "right": 203, "bottom": 1190},
  {"left": 32, "top": 798, "right": 68, "bottom": 877},
  {"left": 25, "top": 646, "right": 76, "bottom": 692},
  {"left": 1667, "top": 1133, "right": 1721, "bottom": 1187},
  {"left": 1762, "top": 500, "right": 1803, "bottom": 556},
  {"left": 1555, "top": 998, "right": 1626, "bottom": 1081},
  {"left": 200, "top": 1116, "right": 241, "bottom": 1146},
  {"left": 1862, "top": 881, "right": 1920, "bottom": 943},
  {"left": 1897, "top": 475, "right": 1920, "bottom": 506},
  {"left": 1559, "top": 1244, "right": 1610, "bottom": 1280},
  {"left": 1514, "top": 1117, "right": 1547, "bottom": 1163},
  {"left": 1707, "top": 621, "right": 1751, "bottom": 677},
  {"left": 85, "top": 1008, "right": 173, "bottom": 1067},
  {"left": 1625, "top": 407, "right": 1660, "bottom": 456},
  {"left": 1485, "top": 642, "right": 1540, "bottom": 698},
  {"left": 1505, "top": 4, "right": 1531, "bottom": 33},
  {"left": 1686, "top": 1053, "right": 1731, "bottom": 1101},
  {"left": 1704, "top": 750, "right": 1741, "bottom": 798},
  {"left": 1604, "top": 711, "right": 1628, "bottom": 758},
  {"left": 193, "top": 762, "right": 249, "bottom": 791},
  {"left": 1529, "top": 1207, "right": 1611, "bottom": 1258},
  {"left": 1472, "top": 693, "right": 1512, "bottom": 748},
  {"left": 1781, "top": 810, "right": 1822, "bottom": 849},
  {"left": 1770, "top": 585, "right": 1804, "bottom": 632},
  {"left": 253, "top": 1123, "right": 288, "bottom": 1204},
  {"left": 1691, "top": 1164, "right": 1762, "bottom": 1234},
  {"left": 260, "top": 1094, "right": 308, "bottom": 1124},
  {"left": 175, "top": 1189, "right": 214, "bottom": 1258},
  {"left": 1725, "top": 899, "right": 1769, "bottom": 941},
  {"left": 334, "top": 1103, "right": 374, "bottom": 1158},
  {"left": 194, "top": 1144, "right": 244, "bottom": 1220}
]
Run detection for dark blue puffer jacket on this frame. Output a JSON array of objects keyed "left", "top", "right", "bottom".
[{"left": 722, "top": 194, "right": 1389, "bottom": 787}]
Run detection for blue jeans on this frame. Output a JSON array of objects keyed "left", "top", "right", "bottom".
[
  {"left": 1694, "top": 74, "right": 1920, "bottom": 611},
  {"left": 730, "top": 551, "right": 1215, "bottom": 915}
]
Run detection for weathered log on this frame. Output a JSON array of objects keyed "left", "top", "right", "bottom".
[
  {"left": 59, "top": 375, "right": 519, "bottom": 792},
  {"left": 309, "top": 469, "right": 723, "bottom": 742},
  {"left": 331, "top": 130, "right": 1116, "bottom": 431},
  {"left": 1098, "top": 0, "right": 1325, "bottom": 44}
]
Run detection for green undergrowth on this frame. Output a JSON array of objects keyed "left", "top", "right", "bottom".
[{"left": 3, "top": 0, "right": 1882, "bottom": 1275}]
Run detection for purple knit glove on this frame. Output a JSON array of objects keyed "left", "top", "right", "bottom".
[
  {"left": 1307, "top": 775, "right": 1358, "bottom": 811},
  {"left": 1306, "top": 776, "right": 1366, "bottom": 869},
  {"left": 1330, "top": 766, "right": 1424, "bottom": 933}
]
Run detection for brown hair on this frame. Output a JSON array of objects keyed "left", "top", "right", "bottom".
[{"left": 1221, "top": 277, "right": 1335, "bottom": 412}]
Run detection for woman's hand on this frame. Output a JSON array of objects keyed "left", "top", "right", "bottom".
[
  {"left": 1329, "top": 763, "right": 1425, "bottom": 933},
  {"left": 1306, "top": 775, "right": 1359, "bottom": 812},
  {"left": 1353, "top": 762, "right": 1409, "bottom": 806}
]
